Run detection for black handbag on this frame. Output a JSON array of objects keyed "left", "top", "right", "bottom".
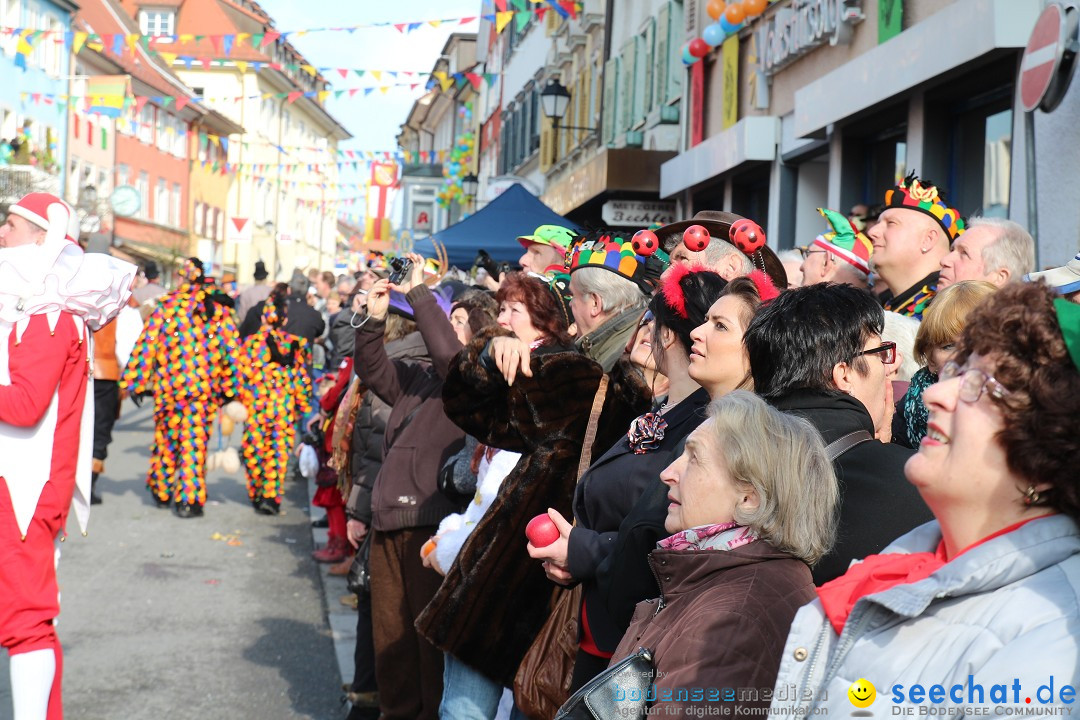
[
  {"left": 554, "top": 647, "right": 655, "bottom": 720},
  {"left": 346, "top": 533, "right": 372, "bottom": 595}
]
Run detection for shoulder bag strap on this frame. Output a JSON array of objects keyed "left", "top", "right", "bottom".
[
  {"left": 824, "top": 429, "right": 873, "bottom": 462},
  {"left": 575, "top": 374, "right": 610, "bottom": 483}
]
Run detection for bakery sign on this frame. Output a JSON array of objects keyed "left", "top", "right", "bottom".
[
  {"left": 754, "top": 0, "right": 864, "bottom": 77},
  {"left": 601, "top": 200, "right": 678, "bottom": 228}
]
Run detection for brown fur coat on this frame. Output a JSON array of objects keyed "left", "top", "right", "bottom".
[{"left": 414, "top": 328, "right": 651, "bottom": 685}]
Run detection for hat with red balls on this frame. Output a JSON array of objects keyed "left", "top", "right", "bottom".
[
  {"left": 566, "top": 232, "right": 669, "bottom": 295},
  {"left": 7, "top": 192, "right": 80, "bottom": 245}
]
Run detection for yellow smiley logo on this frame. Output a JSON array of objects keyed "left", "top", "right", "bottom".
[{"left": 848, "top": 679, "right": 876, "bottom": 708}]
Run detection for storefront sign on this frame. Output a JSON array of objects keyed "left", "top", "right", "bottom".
[
  {"left": 601, "top": 200, "right": 677, "bottom": 228},
  {"left": 878, "top": 0, "right": 903, "bottom": 44},
  {"left": 754, "top": 0, "right": 863, "bottom": 77}
]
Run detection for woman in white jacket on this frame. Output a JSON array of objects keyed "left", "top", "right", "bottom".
[{"left": 770, "top": 281, "right": 1080, "bottom": 715}]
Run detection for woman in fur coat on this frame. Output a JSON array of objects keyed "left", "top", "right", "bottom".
[{"left": 415, "top": 271, "right": 653, "bottom": 718}]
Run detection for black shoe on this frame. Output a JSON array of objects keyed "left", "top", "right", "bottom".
[
  {"left": 153, "top": 495, "right": 171, "bottom": 509},
  {"left": 254, "top": 497, "right": 281, "bottom": 516},
  {"left": 311, "top": 515, "right": 329, "bottom": 528},
  {"left": 174, "top": 502, "right": 204, "bottom": 519},
  {"left": 90, "top": 492, "right": 103, "bottom": 505}
]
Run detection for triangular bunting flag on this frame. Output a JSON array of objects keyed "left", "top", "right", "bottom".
[
  {"left": 158, "top": 51, "right": 177, "bottom": 66},
  {"left": 222, "top": 34, "right": 234, "bottom": 56},
  {"left": 236, "top": 60, "right": 248, "bottom": 73},
  {"left": 514, "top": 10, "right": 530, "bottom": 32},
  {"left": 209, "top": 35, "right": 222, "bottom": 54},
  {"left": 260, "top": 31, "right": 280, "bottom": 47},
  {"left": 286, "top": 91, "right": 302, "bottom": 104},
  {"left": 73, "top": 31, "right": 87, "bottom": 55},
  {"left": 496, "top": 11, "right": 514, "bottom": 33}
]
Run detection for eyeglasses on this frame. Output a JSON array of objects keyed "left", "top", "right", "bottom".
[
  {"left": 852, "top": 341, "right": 897, "bottom": 365},
  {"left": 637, "top": 310, "right": 655, "bottom": 329},
  {"left": 798, "top": 247, "right": 828, "bottom": 260},
  {"left": 939, "top": 360, "right": 1012, "bottom": 403}
]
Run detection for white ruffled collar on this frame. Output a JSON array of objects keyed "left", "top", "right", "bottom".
[{"left": 0, "top": 240, "right": 137, "bottom": 330}]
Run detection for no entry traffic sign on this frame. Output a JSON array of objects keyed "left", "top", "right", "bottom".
[{"left": 1020, "top": 2, "right": 1078, "bottom": 113}]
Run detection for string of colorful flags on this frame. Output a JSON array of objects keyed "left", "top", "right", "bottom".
[{"left": 0, "top": 0, "right": 585, "bottom": 57}]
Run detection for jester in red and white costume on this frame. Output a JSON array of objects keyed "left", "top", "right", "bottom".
[{"left": 0, "top": 193, "right": 135, "bottom": 720}]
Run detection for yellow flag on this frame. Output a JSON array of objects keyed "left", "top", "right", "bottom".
[
  {"left": 428, "top": 20, "right": 442, "bottom": 27},
  {"left": 73, "top": 31, "right": 88, "bottom": 55},
  {"left": 158, "top": 52, "right": 177, "bottom": 66},
  {"left": 433, "top": 71, "right": 453, "bottom": 92},
  {"left": 237, "top": 32, "right": 251, "bottom": 46},
  {"left": 496, "top": 11, "right": 515, "bottom": 33},
  {"left": 379, "top": 86, "right": 390, "bottom": 95},
  {"left": 318, "top": 90, "right": 330, "bottom": 102},
  {"left": 126, "top": 33, "right": 139, "bottom": 53},
  {"left": 301, "top": 64, "right": 317, "bottom": 77},
  {"left": 370, "top": 70, "right": 382, "bottom": 82},
  {"left": 179, "top": 34, "right": 194, "bottom": 44},
  {"left": 236, "top": 60, "right": 248, "bottom": 73}
]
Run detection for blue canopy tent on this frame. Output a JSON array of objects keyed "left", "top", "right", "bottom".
[{"left": 413, "top": 183, "right": 580, "bottom": 269}]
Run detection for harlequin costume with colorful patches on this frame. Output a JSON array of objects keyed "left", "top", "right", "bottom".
[
  {"left": 237, "top": 289, "right": 313, "bottom": 515},
  {"left": 121, "top": 257, "right": 241, "bottom": 517},
  {"left": 0, "top": 193, "right": 135, "bottom": 720}
]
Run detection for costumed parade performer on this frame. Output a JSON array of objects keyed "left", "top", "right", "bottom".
[
  {"left": 121, "top": 257, "right": 244, "bottom": 518},
  {"left": 237, "top": 284, "right": 313, "bottom": 514},
  {"left": 0, "top": 193, "right": 135, "bottom": 720}
]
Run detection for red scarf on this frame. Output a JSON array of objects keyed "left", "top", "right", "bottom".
[{"left": 817, "top": 516, "right": 1052, "bottom": 634}]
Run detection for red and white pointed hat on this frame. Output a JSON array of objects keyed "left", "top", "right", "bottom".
[{"left": 7, "top": 192, "right": 80, "bottom": 245}]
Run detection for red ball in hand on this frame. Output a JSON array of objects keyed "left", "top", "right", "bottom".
[
  {"left": 632, "top": 229, "right": 660, "bottom": 256},
  {"left": 729, "top": 219, "right": 766, "bottom": 254},
  {"left": 682, "top": 224, "right": 711, "bottom": 252},
  {"left": 526, "top": 514, "right": 561, "bottom": 548}
]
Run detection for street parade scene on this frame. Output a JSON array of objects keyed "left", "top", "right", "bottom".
[{"left": 3, "top": 0, "right": 1080, "bottom": 719}]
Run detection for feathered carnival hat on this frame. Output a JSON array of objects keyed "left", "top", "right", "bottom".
[
  {"left": 813, "top": 208, "right": 874, "bottom": 275},
  {"left": 884, "top": 172, "right": 966, "bottom": 243},
  {"left": 566, "top": 233, "right": 670, "bottom": 295}
]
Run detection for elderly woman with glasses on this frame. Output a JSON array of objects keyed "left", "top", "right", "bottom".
[{"left": 770, "top": 281, "right": 1080, "bottom": 714}]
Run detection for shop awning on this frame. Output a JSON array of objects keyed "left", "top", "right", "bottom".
[{"left": 413, "top": 183, "right": 581, "bottom": 268}]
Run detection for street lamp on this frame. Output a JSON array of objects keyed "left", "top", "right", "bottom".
[
  {"left": 462, "top": 173, "right": 479, "bottom": 198},
  {"left": 540, "top": 78, "right": 597, "bottom": 131}
]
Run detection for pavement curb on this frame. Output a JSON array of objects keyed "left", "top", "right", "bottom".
[{"left": 306, "top": 475, "right": 356, "bottom": 693}]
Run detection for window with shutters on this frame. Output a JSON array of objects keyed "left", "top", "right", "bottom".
[
  {"left": 685, "top": 0, "right": 698, "bottom": 39},
  {"left": 655, "top": 4, "right": 672, "bottom": 108},
  {"left": 636, "top": 21, "right": 656, "bottom": 126},
  {"left": 530, "top": 89, "right": 541, "bottom": 153},
  {"left": 668, "top": 1, "right": 685, "bottom": 104},
  {"left": 619, "top": 39, "right": 637, "bottom": 136},
  {"left": 602, "top": 56, "right": 619, "bottom": 145},
  {"left": 539, "top": 114, "right": 555, "bottom": 172}
]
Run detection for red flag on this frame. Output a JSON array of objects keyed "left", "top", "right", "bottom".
[{"left": 259, "top": 31, "right": 280, "bottom": 48}]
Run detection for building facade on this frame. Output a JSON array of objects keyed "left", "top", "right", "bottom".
[
  {"left": 0, "top": 0, "right": 76, "bottom": 210},
  {"left": 135, "top": 0, "right": 352, "bottom": 283},
  {"left": 658, "top": 0, "right": 1074, "bottom": 265}
]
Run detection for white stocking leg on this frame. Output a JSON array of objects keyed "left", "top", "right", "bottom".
[{"left": 10, "top": 648, "right": 56, "bottom": 720}]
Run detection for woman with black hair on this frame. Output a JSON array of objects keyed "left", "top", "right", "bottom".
[
  {"left": 237, "top": 282, "right": 314, "bottom": 514},
  {"left": 527, "top": 265, "right": 728, "bottom": 690}
]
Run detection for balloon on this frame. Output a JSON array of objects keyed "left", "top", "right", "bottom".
[
  {"left": 724, "top": 2, "right": 746, "bottom": 25},
  {"left": 719, "top": 16, "right": 740, "bottom": 34},
  {"left": 682, "top": 46, "right": 697, "bottom": 65},
  {"left": 743, "top": 0, "right": 767, "bottom": 17},
  {"left": 688, "top": 38, "right": 710, "bottom": 58},
  {"left": 703, "top": 23, "right": 726, "bottom": 47},
  {"left": 706, "top": 0, "right": 727, "bottom": 20}
]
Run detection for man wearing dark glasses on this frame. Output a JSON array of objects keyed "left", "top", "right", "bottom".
[{"left": 743, "top": 283, "right": 933, "bottom": 584}]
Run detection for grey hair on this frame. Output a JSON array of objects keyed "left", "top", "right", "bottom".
[
  {"left": 571, "top": 266, "right": 645, "bottom": 314},
  {"left": 703, "top": 239, "right": 754, "bottom": 275},
  {"left": 881, "top": 310, "right": 921, "bottom": 382},
  {"left": 706, "top": 390, "right": 838, "bottom": 566},
  {"left": 968, "top": 216, "right": 1035, "bottom": 281}
]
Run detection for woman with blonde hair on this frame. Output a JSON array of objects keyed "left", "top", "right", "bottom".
[
  {"left": 893, "top": 280, "right": 997, "bottom": 448},
  {"left": 609, "top": 390, "right": 838, "bottom": 715}
]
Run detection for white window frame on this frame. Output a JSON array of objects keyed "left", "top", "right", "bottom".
[
  {"left": 172, "top": 183, "right": 182, "bottom": 227},
  {"left": 155, "top": 177, "right": 168, "bottom": 225},
  {"left": 136, "top": 171, "right": 149, "bottom": 219},
  {"left": 138, "top": 8, "right": 175, "bottom": 38}
]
